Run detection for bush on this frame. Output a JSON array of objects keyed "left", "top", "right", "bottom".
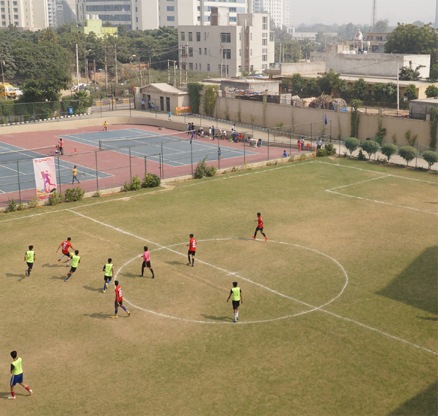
[
  {"left": 142, "top": 173, "right": 161, "bottom": 188},
  {"left": 381, "top": 143, "right": 398, "bottom": 162},
  {"left": 206, "top": 165, "right": 217, "bottom": 177},
  {"left": 361, "top": 140, "right": 379, "bottom": 159},
  {"left": 358, "top": 149, "right": 366, "bottom": 160},
  {"left": 49, "top": 190, "right": 64, "bottom": 205},
  {"left": 64, "top": 187, "right": 85, "bottom": 202},
  {"left": 324, "top": 142, "right": 336, "bottom": 155},
  {"left": 422, "top": 150, "right": 438, "bottom": 169},
  {"left": 288, "top": 155, "right": 295, "bottom": 162},
  {"left": 317, "top": 148, "right": 328, "bottom": 157},
  {"left": 425, "top": 85, "right": 438, "bottom": 98},
  {"left": 94, "top": 190, "right": 102, "bottom": 198},
  {"left": 398, "top": 146, "right": 417, "bottom": 166},
  {"left": 124, "top": 176, "right": 142, "bottom": 191},
  {"left": 6, "top": 198, "right": 17, "bottom": 212},
  {"left": 194, "top": 157, "right": 214, "bottom": 179},
  {"left": 345, "top": 137, "right": 360, "bottom": 155},
  {"left": 17, "top": 203, "right": 24, "bottom": 211},
  {"left": 27, "top": 196, "right": 39, "bottom": 209}
]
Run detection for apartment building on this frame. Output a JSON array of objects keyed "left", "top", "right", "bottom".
[
  {"left": 252, "top": 0, "right": 283, "bottom": 27},
  {"left": 0, "top": 0, "right": 48, "bottom": 29},
  {"left": 178, "top": 10, "right": 274, "bottom": 77}
]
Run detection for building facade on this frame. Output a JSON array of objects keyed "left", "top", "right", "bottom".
[
  {"left": 178, "top": 11, "right": 274, "bottom": 77},
  {"left": 0, "top": 0, "right": 48, "bottom": 29},
  {"left": 252, "top": 0, "right": 283, "bottom": 27}
]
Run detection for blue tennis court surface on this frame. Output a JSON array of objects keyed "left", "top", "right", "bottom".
[
  {"left": 0, "top": 142, "right": 110, "bottom": 194},
  {"left": 59, "top": 128, "right": 256, "bottom": 167}
]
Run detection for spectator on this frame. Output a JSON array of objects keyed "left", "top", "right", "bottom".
[
  {"left": 141, "top": 99, "right": 145, "bottom": 110},
  {"left": 283, "top": 150, "right": 287, "bottom": 157},
  {"left": 317, "top": 138, "right": 323, "bottom": 149}
]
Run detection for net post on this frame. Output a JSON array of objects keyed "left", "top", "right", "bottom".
[
  {"left": 144, "top": 155, "right": 147, "bottom": 175},
  {"left": 57, "top": 155, "right": 62, "bottom": 194},
  {"left": 330, "top": 120, "right": 332, "bottom": 143},
  {"left": 161, "top": 143, "right": 164, "bottom": 178},
  {"left": 190, "top": 139, "right": 193, "bottom": 176},
  {"left": 16, "top": 161, "right": 21, "bottom": 205},
  {"left": 95, "top": 151, "right": 99, "bottom": 192},
  {"left": 129, "top": 147, "right": 132, "bottom": 183},
  {"left": 99, "top": 140, "right": 102, "bottom": 150}
]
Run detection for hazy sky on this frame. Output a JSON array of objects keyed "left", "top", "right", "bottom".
[{"left": 290, "top": 0, "right": 437, "bottom": 26}]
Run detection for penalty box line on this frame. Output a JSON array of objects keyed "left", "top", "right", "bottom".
[{"left": 67, "top": 208, "right": 437, "bottom": 356}]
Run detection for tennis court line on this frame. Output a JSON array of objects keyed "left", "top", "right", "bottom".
[{"left": 67, "top": 208, "right": 437, "bottom": 356}]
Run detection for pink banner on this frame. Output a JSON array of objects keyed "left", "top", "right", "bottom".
[{"left": 33, "top": 157, "right": 57, "bottom": 200}]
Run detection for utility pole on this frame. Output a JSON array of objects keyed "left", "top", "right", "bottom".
[
  {"left": 396, "top": 57, "right": 400, "bottom": 116},
  {"left": 75, "top": 44, "right": 79, "bottom": 87},
  {"left": 148, "top": 57, "right": 151, "bottom": 84},
  {"left": 139, "top": 62, "right": 142, "bottom": 86},
  {"left": 167, "top": 59, "right": 170, "bottom": 84},
  {"left": 104, "top": 46, "right": 108, "bottom": 90},
  {"left": 93, "top": 59, "right": 96, "bottom": 85},
  {"left": 173, "top": 60, "right": 176, "bottom": 86},
  {"left": 179, "top": 44, "right": 182, "bottom": 86},
  {"left": 114, "top": 45, "right": 118, "bottom": 86},
  {"left": 185, "top": 44, "right": 188, "bottom": 83}
]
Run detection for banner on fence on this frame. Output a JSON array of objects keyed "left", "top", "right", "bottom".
[
  {"left": 175, "top": 106, "right": 192, "bottom": 116},
  {"left": 33, "top": 156, "right": 57, "bottom": 200}
]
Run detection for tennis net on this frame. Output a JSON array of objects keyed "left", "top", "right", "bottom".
[{"left": 0, "top": 145, "right": 56, "bottom": 163}]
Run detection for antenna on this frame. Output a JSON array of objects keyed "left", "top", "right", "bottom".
[{"left": 371, "top": 0, "right": 377, "bottom": 31}]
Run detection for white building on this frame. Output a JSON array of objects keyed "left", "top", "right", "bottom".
[
  {"left": 178, "top": 10, "right": 274, "bottom": 77},
  {"left": 252, "top": 0, "right": 283, "bottom": 27},
  {"left": 0, "top": 0, "right": 48, "bottom": 29}
]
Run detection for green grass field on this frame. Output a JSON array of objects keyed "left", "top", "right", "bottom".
[{"left": 1, "top": 158, "right": 437, "bottom": 416}]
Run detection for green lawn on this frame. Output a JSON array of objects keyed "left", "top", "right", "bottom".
[{"left": 1, "top": 159, "right": 437, "bottom": 416}]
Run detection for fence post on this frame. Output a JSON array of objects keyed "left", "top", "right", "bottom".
[
  {"left": 16, "top": 161, "right": 21, "bottom": 204},
  {"left": 144, "top": 156, "right": 147, "bottom": 174},
  {"left": 244, "top": 137, "right": 246, "bottom": 164},
  {"left": 129, "top": 147, "right": 132, "bottom": 183},
  {"left": 190, "top": 138, "right": 193, "bottom": 176},
  {"left": 57, "top": 156, "right": 62, "bottom": 193},
  {"left": 289, "top": 127, "right": 292, "bottom": 156},
  {"left": 310, "top": 123, "right": 313, "bottom": 141},
  {"left": 268, "top": 130, "right": 270, "bottom": 161},
  {"left": 415, "top": 142, "right": 418, "bottom": 169},
  {"left": 274, "top": 129, "right": 276, "bottom": 143},
  {"left": 95, "top": 151, "right": 99, "bottom": 192},
  {"left": 330, "top": 120, "right": 332, "bottom": 143},
  {"left": 161, "top": 143, "right": 164, "bottom": 178}
]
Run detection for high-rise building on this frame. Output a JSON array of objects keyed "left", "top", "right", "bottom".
[
  {"left": 0, "top": 0, "right": 48, "bottom": 30},
  {"left": 435, "top": 0, "right": 438, "bottom": 29},
  {"left": 252, "top": 0, "right": 283, "bottom": 28}
]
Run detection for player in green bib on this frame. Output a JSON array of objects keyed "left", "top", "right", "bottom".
[
  {"left": 24, "top": 245, "right": 35, "bottom": 277},
  {"left": 226, "top": 282, "right": 243, "bottom": 322},
  {"left": 8, "top": 350, "right": 32, "bottom": 399},
  {"left": 65, "top": 250, "right": 81, "bottom": 282},
  {"left": 102, "top": 258, "right": 114, "bottom": 293}
]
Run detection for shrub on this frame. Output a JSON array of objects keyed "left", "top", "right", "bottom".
[
  {"left": 49, "top": 190, "right": 64, "bottom": 205},
  {"left": 425, "top": 85, "right": 438, "bottom": 98},
  {"left": 206, "top": 165, "right": 217, "bottom": 177},
  {"left": 422, "top": 150, "right": 438, "bottom": 170},
  {"left": 358, "top": 149, "right": 366, "bottom": 160},
  {"left": 64, "top": 187, "right": 85, "bottom": 202},
  {"left": 398, "top": 146, "right": 417, "bottom": 166},
  {"left": 6, "top": 198, "right": 17, "bottom": 212},
  {"left": 142, "top": 173, "right": 161, "bottom": 188},
  {"left": 317, "top": 148, "right": 328, "bottom": 157},
  {"left": 345, "top": 137, "right": 360, "bottom": 155},
  {"left": 381, "top": 143, "right": 398, "bottom": 162},
  {"left": 27, "top": 196, "right": 39, "bottom": 209},
  {"left": 17, "top": 202, "right": 24, "bottom": 211},
  {"left": 94, "top": 190, "right": 102, "bottom": 198},
  {"left": 299, "top": 154, "right": 306, "bottom": 161},
  {"left": 324, "top": 142, "right": 336, "bottom": 155},
  {"left": 194, "top": 157, "right": 208, "bottom": 179},
  {"left": 288, "top": 155, "right": 295, "bottom": 162},
  {"left": 361, "top": 140, "right": 380, "bottom": 159},
  {"left": 404, "top": 129, "right": 418, "bottom": 146},
  {"left": 131, "top": 176, "right": 142, "bottom": 191}
]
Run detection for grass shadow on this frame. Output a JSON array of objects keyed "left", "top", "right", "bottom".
[
  {"left": 387, "top": 380, "right": 438, "bottom": 416},
  {"left": 164, "top": 260, "right": 186, "bottom": 266},
  {"left": 376, "top": 246, "right": 438, "bottom": 315},
  {"left": 83, "top": 312, "right": 111, "bottom": 320},
  {"left": 51, "top": 275, "right": 67, "bottom": 280},
  {"left": 5, "top": 272, "right": 27, "bottom": 282},
  {"left": 41, "top": 262, "right": 64, "bottom": 268},
  {"left": 201, "top": 314, "right": 232, "bottom": 322},
  {"left": 417, "top": 316, "right": 438, "bottom": 321},
  {"left": 119, "top": 272, "right": 141, "bottom": 279},
  {"left": 83, "top": 285, "right": 103, "bottom": 292}
]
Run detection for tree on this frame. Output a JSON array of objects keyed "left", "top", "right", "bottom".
[
  {"left": 375, "top": 119, "right": 387, "bottom": 144},
  {"left": 0, "top": 39, "right": 17, "bottom": 81},
  {"left": 425, "top": 85, "right": 438, "bottom": 98},
  {"left": 187, "top": 82, "right": 203, "bottom": 114},
  {"left": 422, "top": 151, "right": 438, "bottom": 169},
  {"left": 350, "top": 99, "right": 362, "bottom": 138},
  {"left": 384, "top": 82, "right": 397, "bottom": 102},
  {"left": 304, "top": 78, "right": 319, "bottom": 96},
  {"left": 398, "top": 146, "right": 417, "bottom": 166},
  {"left": 405, "top": 84, "right": 417, "bottom": 101},
  {"left": 344, "top": 137, "right": 360, "bottom": 155},
  {"left": 372, "top": 83, "right": 386, "bottom": 102},
  {"left": 291, "top": 73, "right": 304, "bottom": 93},
  {"left": 381, "top": 143, "right": 398, "bottom": 162},
  {"left": 352, "top": 78, "right": 368, "bottom": 100},
  {"left": 204, "top": 85, "right": 219, "bottom": 117},
  {"left": 399, "top": 61, "right": 424, "bottom": 81},
  {"left": 338, "top": 79, "right": 351, "bottom": 99},
  {"left": 316, "top": 69, "right": 342, "bottom": 95},
  {"left": 385, "top": 24, "right": 438, "bottom": 79},
  {"left": 374, "top": 19, "right": 389, "bottom": 32},
  {"left": 361, "top": 140, "right": 379, "bottom": 159},
  {"left": 38, "top": 27, "right": 57, "bottom": 43}
]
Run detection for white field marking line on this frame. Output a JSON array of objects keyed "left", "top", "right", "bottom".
[
  {"left": 326, "top": 189, "right": 438, "bottom": 215},
  {"left": 66, "top": 211, "right": 437, "bottom": 355},
  {"left": 317, "top": 161, "right": 438, "bottom": 185},
  {"left": 326, "top": 175, "right": 390, "bottom": 192},
  {"left": 0, "top": 160, "right": 316, "bottom": 224}
]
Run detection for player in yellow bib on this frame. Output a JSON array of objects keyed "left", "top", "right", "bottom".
[
  {"left": 8, "top": 351, "right": 32, "bottom": 399},
  {"left": 102, "top": 258, "right": 114, "bottom": 293},
  {"left": 226, "top": 282, "right": 243, "bottom": 322},
  {"left": 65, "top": 250, "right": 81, "bottom": 282},
  {"left": 24, "top": 245, "right": 35, "bottom": 277}
]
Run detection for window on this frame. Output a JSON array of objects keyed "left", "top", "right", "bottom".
[
  {"left": 262, "top": 64, "right": 267, "bottom": 70},
  {"left": 13, "top": 1, "right": 17, "bottom": 4},
  {"left": 189, "top": 63, "right": 193, "bottom": 70},
  {"left": 188, "top": 32, "right": 192, "bottom": 41},
  {"left": 239, "top": 49, "right": 241, "bottom": 56},
  {"left": 262, "top": 48, "right": 267, "bottom": 53},
  {"left": 229, "top": 7, "right": 236, "bottom": 12},
  {"left": 195, "top": 63, "right": 197, "bottom": 70},
  {"left": 188, "top": 47, "right": 193, "bottom": 57},
  {"left": 262, "top": 39, "right": 267, "bottom": 45},
  {"left": 196, "top": 32, "right": 200, "bottom": 41},
  {"left": 223, "top": 49, "right": 231, "bottom": 59},
  {"left": 167, "top": 6, "right": 174, "bottom": 10},
  {"left": 199, "top": 47, "right": 202, "bottom": 55},
  {"left": 135, "top": 6, "right": 137, "bottom": 11},
  {"left": 250, "top": 65, "right": 254, "bottom": 72},
  {"left": 181, "top": 32, "right": 185, "bottom": 41},
  {"left": 204, "top": 47, "right": 207, "bottom": 55},
  {"left": 229, "top": 17, "right": 236, "bottom": 22},
  {"left": 167, "top": 16, "right": 174, "bottom": 21},
  {"left": 204, "top": 32, "right": 207, "bottom": 40},
  {"left": 262, "top": 33, "right": 267, "bottom": 38},
  {"left": 207, "top": 63, "right": 210, "bottom": 71},
  {"left": 136, "top": 17, "right": 138, "bottom": 22},
  {"left": 262, "top": 55, "right": 267, "bottom": 61},
  {"left": 199, "top": 63, "right": 201, "bottom": 71},
  {"left": 13, "top": 7, "right": 17, "bottom": 11},
  {"left": 1, "top": 14, "right": 5, "bottom": 18},
  {"left": 270, "top": 32, "right": 274, "bottom": 41},
  {"left": 14, "top": 14, "right": 18, "bottom": 18},
  {"left": 1, "top": 22, "right": 5, "bottom": 26},
  {"left": 197, "top": 5, "right": 200, "bottom": 10},
  {"left": 220, "top": 32, "right": 231, "bottom": 43},
  {"left": 1, "top": 8, "right": 4, "bottom": 11},
  {"left": 238, "top": 65, "right": 242, "bottom": 72},
  {"left": 262, "top": 16, "right": 267, "bottom": 30}
]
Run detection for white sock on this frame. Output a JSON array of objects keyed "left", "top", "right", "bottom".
[
  {"left": 234, "top": 312, "right": 237, "bottom": 320},
  {"left": 236, "top": 311, "right": 239, "bottom": 319}
]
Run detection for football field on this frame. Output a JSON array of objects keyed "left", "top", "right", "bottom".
[{"left": 1, "top": 158, "right": 437, "bottom": 416}]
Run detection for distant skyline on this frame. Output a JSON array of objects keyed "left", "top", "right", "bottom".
[{"left": 289, "top": 0, "right": 437, "bottom": 27}]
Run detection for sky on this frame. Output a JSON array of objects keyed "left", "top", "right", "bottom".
[{"left": 290, "top": 0, "right": 437, "bottom": 26}]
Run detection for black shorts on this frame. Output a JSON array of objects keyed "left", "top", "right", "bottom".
[
  {"left": 143, "top": 260, "right": 151, "bottom": 268},
  {"left": 27, "top": 262, "right": 34, "bottom": 269},
  {"left": 232, "top": 300, "right": 240, "bottom": 309},
  {"left": 69, "top": 266, "right": 77, "bottom": 273},
  {"left": 115, "top": 300, "right": 123, "bottom": 308},
  {"left": 188, "top": 250, "right": 196, "bottom": 256},
  {"left": 104, "top": 275, "right": 112, "bottom": 283},
  {"left": 256, "top": 227, "right": 264, "bottom": 232}
]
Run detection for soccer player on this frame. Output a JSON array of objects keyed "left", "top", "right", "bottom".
[
  {"left": 140, "top": 246, "right": 154, "bottom": 278},
  {"left": 102, "top": 258, "right": 114, "bottom": 293},
  {"left": 65, "top": 250, "right": 80, "bottom": 282},
  {"left": 24, "top": 245, "right": 35, "bottom": 277},
  {"left": 226, "top": 282, "right": 243, "bottom": 322},
  {"left": 8, "top": 351, "right": 32, "bottom": 399},
  {"left": 187, "top": 234, "right": 197, "bottom": 267},
  {"left": 103, "top": 121, "right": 108, "bottom": 131},
  {"left": 253, "top": 212, "right": 267, "bottom": 241},
  {"left": 56, "top": 237, "right": 74, "bottom": 263},
  {"left": 111, "top": 280, "right": 130, "bottom": 318},
  {"left": 71, "top": 165, "right": 80, "bottom": 184}
]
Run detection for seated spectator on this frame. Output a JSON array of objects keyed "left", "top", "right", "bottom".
[
  {"left": 283, "top": 150, "right": 287, "bottom": 157},
  {"left": 257, "top": 139, "right": 263, "bottom": 147}
]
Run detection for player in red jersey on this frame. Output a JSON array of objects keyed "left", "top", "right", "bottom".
[
  {"left": 56, "top": 237, "right": 74, "bottom": 264},
  {"left": 187, "top": 234, "right": 197, "bottom": 267},
  {"left": 111, "top": 280, "right": 130, "bottom": 318},
  {"left": 253, "top": 213, "right": 267, "bottom": 241}
]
